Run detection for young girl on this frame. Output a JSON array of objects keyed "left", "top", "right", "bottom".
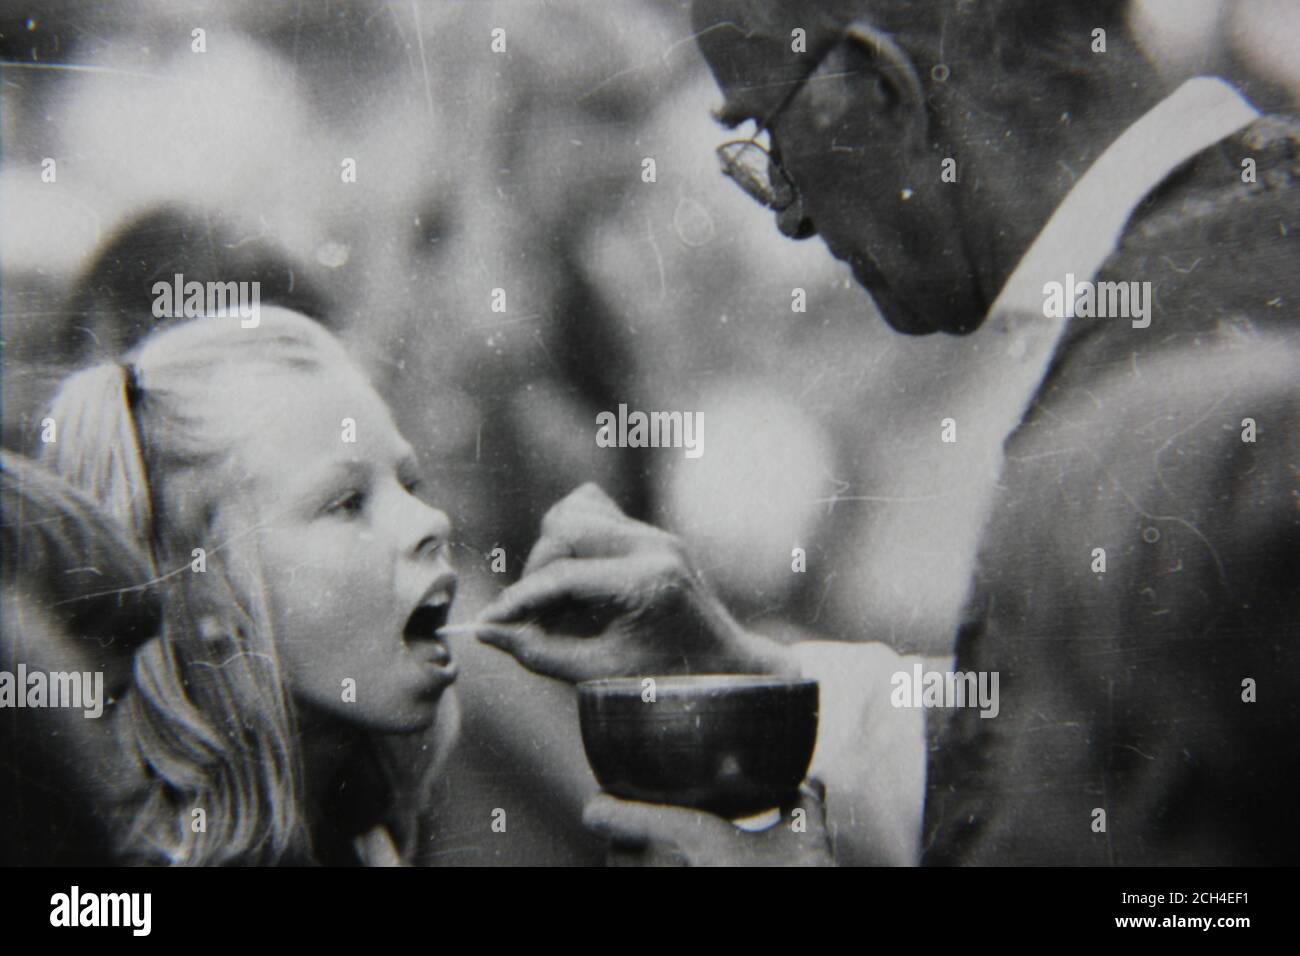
[{"left": 42, "top": 305, "right": 461, "bottom": 865}]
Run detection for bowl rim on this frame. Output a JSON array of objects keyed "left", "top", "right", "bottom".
[{"left": 577, "top": 674, "right": 818, "bottom": 694}]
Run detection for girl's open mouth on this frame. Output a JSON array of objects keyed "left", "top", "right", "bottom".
[{"left": 403, "top": 572, "right": 458, "bottom": 673}]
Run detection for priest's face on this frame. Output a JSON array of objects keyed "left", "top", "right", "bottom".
[{"left": 693, "top": 0, "right": 987, "bottom": 335}]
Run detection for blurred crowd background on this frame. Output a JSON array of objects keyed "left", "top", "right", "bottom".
[{"left": 3, "top": 0, "right": 1297, "bottom": 864}]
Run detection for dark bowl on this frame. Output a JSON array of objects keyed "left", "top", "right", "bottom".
[{"left": 577, "top": 675, "right": 819, "bottom": 819}]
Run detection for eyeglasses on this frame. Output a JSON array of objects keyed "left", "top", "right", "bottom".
[
  {"left": 713, "top": 54, "right": 826, "bottom": 231},
  {"left": 715, "top": 138, "right": 798, "bottom": 212},
  {"left": 714, "top": 67, "right": 807, "bottom": 213},
  {"left": 716, "top": 123, "right": 816, "bottom": 239}
]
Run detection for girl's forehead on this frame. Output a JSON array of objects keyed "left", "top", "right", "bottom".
[{"left": 223, "top": 365, "right": 406, "bottom": 468}]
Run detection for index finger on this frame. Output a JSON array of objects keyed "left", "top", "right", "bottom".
[
  {"left": 583, "top": 794, "right": 733, "bottom": 849},
  {"left": 479, "top": 553, "right": 657, "bottom": 623},
  {"left": 564, "top": 482, "right": 625, "bottom": 516},
  {"left": 523, "top": 511, "right": 669, "bottom": 576}
]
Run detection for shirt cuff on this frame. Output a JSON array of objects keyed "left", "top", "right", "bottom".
[{"left": 791, "top": 640, "right": 928, "bottom": 866}]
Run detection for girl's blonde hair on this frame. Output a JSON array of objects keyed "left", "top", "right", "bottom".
[{"left": 43, "top": 307, "right": 367, "bottom": 865}]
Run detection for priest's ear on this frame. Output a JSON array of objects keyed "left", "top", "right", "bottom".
[{"left": 810, "top": 21, "right": 927, "bottom": 136}]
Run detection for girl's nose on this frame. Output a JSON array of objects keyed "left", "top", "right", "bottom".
[{"left": 411, "top": 504, "right": 452, "bottom": 560}]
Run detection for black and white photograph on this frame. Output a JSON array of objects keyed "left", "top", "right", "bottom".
[{"left": 0, "top": 0, "right": 1296, "bottom": 930}]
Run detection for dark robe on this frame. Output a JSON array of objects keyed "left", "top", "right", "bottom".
[{"left": 923, "top": 116, "right": 1300, "bottom": 864}]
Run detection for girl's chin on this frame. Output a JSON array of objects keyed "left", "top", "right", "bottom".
[
  {"left": 308, "top": 691, "right": 448, "bottom": 737},
  {"left": 393, "top": 686, "right": 461, "bottom": 753},
  {"left": 355, "top": 701, "right": 442, "bottom": 735},
  {"left": 387, "top": 669, "right": 461, "bottom": 731}
]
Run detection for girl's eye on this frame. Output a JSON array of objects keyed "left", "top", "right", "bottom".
[
  {"left": 325, "top": 490, "right": 367, "bottom": 518},
  {"left": 402, "top": 477, "right": 425, "bottom": 496}
]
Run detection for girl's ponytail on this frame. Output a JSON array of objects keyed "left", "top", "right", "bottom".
[{"left": 41, "top": 362, "right": 154, "bottom": 556}]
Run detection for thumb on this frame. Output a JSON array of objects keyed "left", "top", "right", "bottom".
[
  {"left": 789, "top": 780, "right": 828, "bottom": 827},
  {"left": 583, "top": 794, "right": 732, "bottom": 850}
]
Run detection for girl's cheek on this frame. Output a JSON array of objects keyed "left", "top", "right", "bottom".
[
  {"left": 276, "top": 523, "right": 394, "bottom": 617},
  {"left": 334, "top": 529, "right": 398, "bottom": 605}
]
